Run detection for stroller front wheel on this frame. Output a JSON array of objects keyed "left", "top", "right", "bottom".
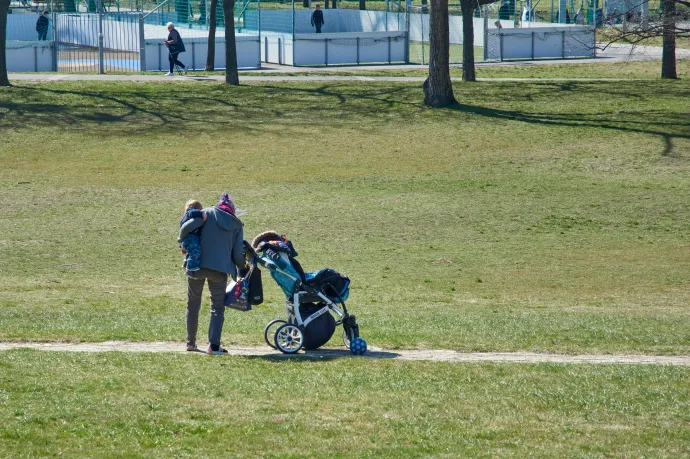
[
  {"left": 274, "top": 323, "right": 304, "bottom": 354},
  {"left": 343, "top": 325, "right": 359, "bottom": 350},
  {"left": 264, "top": 319, "right": 287, "bottom": 349}
]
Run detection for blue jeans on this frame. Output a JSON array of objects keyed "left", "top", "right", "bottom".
[{"left": 182, "top": 234, "right": 201, "bottom": 271}]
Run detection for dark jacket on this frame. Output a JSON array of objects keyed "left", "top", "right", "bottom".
[
  {"left": 167, "top": 29, "right": 186, "bottom": 53},
  {"left": 179, "top": 207, "right": 244, "bottom": 277},
  {"left": 311, "top": 10, "right": 324, "bottom": 26},
  {"left": 36, "top": 15, "right": 49, "bottom": 33}
]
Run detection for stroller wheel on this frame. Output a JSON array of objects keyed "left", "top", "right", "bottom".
[
  {"left": 274, "top": 323, "right": 304, "bottom": 354},
  {"left": 264, "top": 319, "right": 287, "bottom": 349},
  {"left": 342, "top": 326, "right": 359, "bottom": 350}
]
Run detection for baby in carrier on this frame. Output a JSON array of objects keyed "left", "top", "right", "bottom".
[{"left": 179, "top": 200, "right": 207, "bottom": 272}]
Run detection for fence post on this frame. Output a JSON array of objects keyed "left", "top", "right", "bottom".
[
  {"left": 388, "top": 35, "right": 391, "bottom": 63},
  {"left": 420, "top": 5, "right": 424, "bottom": 65},
  {"left": 51, "top": 8, "right": 58, "bottom": 72},
  {"left": 257, "top": 0, "right": 261, "bottom": 67},
  {"left": 356, "top": 37, "right": 360, "bottom": 64},
  {"left": 278, "top": 37, "right": 282, "bottom": 65},
  {"left": 561, "top": 30, "right": 565, "bottom": 58},
  {"left": 325, "top": 38, "right": 329, "bottom": 65},
  {"left": 483, "top": 7, "right": 488, "bottom": 61},
  {"left": 404, "top": 0, "right": 410, "bottom": 63},
  {"left": 385, "top": 0, "right": 388, "bottom": 31},
  {"left": 98, "top": 0, "right": 105, "bottom": 73},
  {"left": 139, "top": 13, "right": 146, "bottom": 71},
  {"left": 531, "top": 30, "right": 534, "bottom": 59},
  {"left": 499, "top": 32, "right": 504, "bottom": 61}
]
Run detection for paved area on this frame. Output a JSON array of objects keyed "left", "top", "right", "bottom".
[{"left": 1, "top": 341, "right": 689, "bottom": 365}]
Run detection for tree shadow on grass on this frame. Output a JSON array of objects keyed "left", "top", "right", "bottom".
[
  {"left": 444, "top": 100, "right": 690, "bottom": 158},
  {"left": 0, "top": 82, "right": 687, "bottom": 158}
]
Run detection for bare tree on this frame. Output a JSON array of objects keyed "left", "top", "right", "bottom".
[
  {"left": 424, "top": 0, "right": 455, "bottom": 106},
  {"left": 0, "top": 0, "right": 9, "bottom": 86},
  {"left": 602, "top": 0, "right": 689, "bottom": 79},
  {"left": 223, "top": 0, "right": 239, "bottom": 85},
  {"left": 206, "top": 0, "right": 218, "bottom": 71},
  {"left": 459, "top": 0, "right": 498, "bottom": 81}
]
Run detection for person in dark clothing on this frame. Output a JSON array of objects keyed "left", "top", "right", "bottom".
[
  {"left": 311, "top": 4, "right": 325, "bottom": 33},
  {"left": 36, "top": 11, "right": 49, "bottom": 41},
  {"left": 164, "top": 22, "right": 187, "bottom": 76}
]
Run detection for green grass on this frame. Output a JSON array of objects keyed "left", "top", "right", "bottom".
[
  {"left": 1, "top": 351, "right": 689, "bottom": 457},
  {"left": 244, "top": 59, "right": 690, "bottom": 79},
  {"left": 1, "top": 80, "right": 689, "bottom": 354}
]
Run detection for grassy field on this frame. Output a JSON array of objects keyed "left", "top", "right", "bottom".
[
  {"left": 1, "top": 79, "right": 689, "bottom": 354},
  {"left": 244, "top": 59, "right": 690, "bottom": 79},
  {"left": 1, "top": 77, "right": 690, "bottom": 456},
  {"left": 1, "top": 351, "right": 689, "bottom": 457}
]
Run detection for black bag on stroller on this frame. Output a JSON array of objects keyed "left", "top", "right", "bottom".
[
  {"left": 248, "top": 267, "right": 263, "bottom": 305},
  {"left": 290, "top": 302, "right": 336, "bottom": 350}
]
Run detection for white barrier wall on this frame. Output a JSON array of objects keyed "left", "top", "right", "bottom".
[
  {"left": 292, "top": 31, "right": 406, "bottom": 66},
  {"left": 259, "top": 10, "right": 496, "bottom": 47},
  {"left": 144, "top": 35, "right": 261, "bottom": 70},
  {"left": 6, "top": 41, "right": 54, "bottom": 71},
  {"left": 487, "top": 26, "right": 595, "bottom": 60},
  {"left": 260, "top": 33, "right": 294, "bottom": 65}
]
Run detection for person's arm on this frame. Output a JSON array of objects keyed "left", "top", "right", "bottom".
[
  {"left": 178, "top": 216, "right": 204, "bottom": 242},
  {"left": 232, "top": 227, "right": 245, "bottom": 272},
  {"left": 311, "top": 12, "right": 315, "bottom": 26}
]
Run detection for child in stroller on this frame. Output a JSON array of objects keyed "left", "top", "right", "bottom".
[{"left": 245, "top": 231, "right": 366, "bottom": 355}]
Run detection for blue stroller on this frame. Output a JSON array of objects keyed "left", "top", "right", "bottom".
[{"left": 244, "top": 232, "right": 365, "bottom": 355}]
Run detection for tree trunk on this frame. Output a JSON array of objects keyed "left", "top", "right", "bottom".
[
  {"left": 223, "top": 0, "right": 239, "bottom": 85},
  {"left": 325, "top": 0, "right": 330, "bottom": 9},
  {"left": 359, "top": 0, "right": 365, "bottom": 10},
  {"left": 0, "top": 0, "right": 10, "bottom": 87},
  {"left": 460, "top": 0, "right": 476, "bottom": 82},
  {"left": 206, "top": 0, "right": 218, "bottom": 70},
  {"left": 661, "top": 0, "right": 677, "bottom": 79},
  {"left": 423, "top": 0, "right": 455, "bottom": 107}
]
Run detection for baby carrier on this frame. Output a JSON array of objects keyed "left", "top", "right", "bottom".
[{"left": 244, "top": 231, "right": 364, "bottom": 354}]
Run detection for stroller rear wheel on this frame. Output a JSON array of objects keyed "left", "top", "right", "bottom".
[
  {"left": 274, "top": 323, "right": 304, "bottom": 354},
  {"left": 264, "top": 319, "right": 287, "bottom": 349}
]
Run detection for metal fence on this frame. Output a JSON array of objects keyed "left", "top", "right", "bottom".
[{"left": 56, "top": 11, "right": 142, "bottom": 72}]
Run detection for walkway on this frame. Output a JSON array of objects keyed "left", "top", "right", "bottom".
[
  {"left": 9, "top": 74, "right": 632, "bottom": 83},
  {"left": 1, "top": 341, "right": 688, "bottom": 366}
]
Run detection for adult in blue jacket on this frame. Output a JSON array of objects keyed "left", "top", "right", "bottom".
[{"left": 179, "top": 193, "right": 245, "bottom": 354}]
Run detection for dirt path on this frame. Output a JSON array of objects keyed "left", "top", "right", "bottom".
[{"left": 1, "top": 341, "right": 688, "bottom": 366}]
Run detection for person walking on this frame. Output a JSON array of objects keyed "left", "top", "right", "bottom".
[
  {"left": 164, "top": 22, "right": 187, "bottom": 76},
  {"left": 36, "top": 10, "right": 49, "bottom": 41},
  {"left": 311, "top": 4, "right": 325, "bottom": 33},
  {"left": 178, "top": 193, "right": 246, "bottom": 355}
]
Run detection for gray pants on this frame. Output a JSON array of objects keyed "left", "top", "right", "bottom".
[{"left": 187, "top": 268, "right": 228, "bottom": 347}]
